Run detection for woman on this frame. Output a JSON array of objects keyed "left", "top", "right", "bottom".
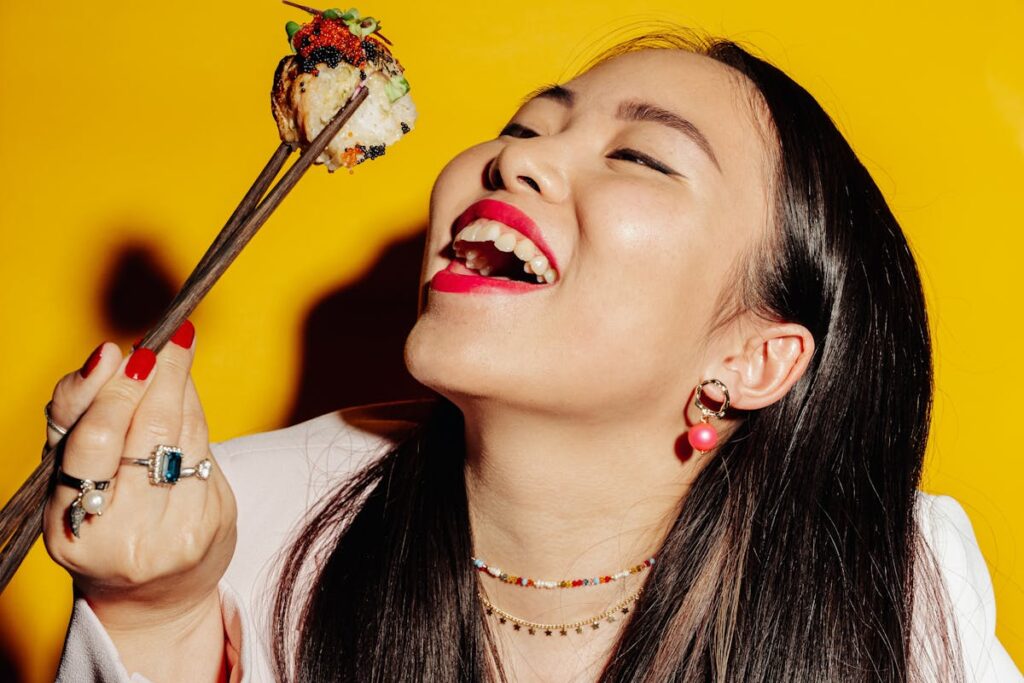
[{"left": 43, "top": 33, "right": 1020, "bottom": 682}]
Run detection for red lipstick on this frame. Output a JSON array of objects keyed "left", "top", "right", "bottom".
[
  {"left": 451, "top": 199, "right": 558, "bottom": 271},
  {"left": 430, "top": 259, "right": 539, "bottom": 294},
  {"left": 430, "top": 199, "right": 557, "bottom": 295}
]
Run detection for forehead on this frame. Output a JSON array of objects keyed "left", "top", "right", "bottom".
[{"left": 565, "top": 49, "right": 774, "bottom": 181}]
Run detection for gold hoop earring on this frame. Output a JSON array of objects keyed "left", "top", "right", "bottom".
[{"left": 688, "top": 379, "right": 730, "bottom": 454}]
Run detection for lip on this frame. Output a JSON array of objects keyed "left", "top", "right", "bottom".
[
  {"left": 430, "top": 259, "right": 541, "bottom": 294},
  {"left": 450, "top": 198, "right": 559, "bottom": 272},
  {"left": 429, "top": 198, "right": 559, "bottom": 296}
]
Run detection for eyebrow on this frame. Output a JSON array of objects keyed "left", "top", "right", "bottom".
[
  {"left": 617, "top": 101, "right": 722, "bottom": 172},
  {"left": 522, "top": 83, "right": 575, "bottom": 106},
  {"left": 522, "top": 84, "right": 722, "bottom": 173}
]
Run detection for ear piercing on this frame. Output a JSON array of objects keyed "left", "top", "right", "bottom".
[{"left": 688, "top": 379, "right": 730, "bottom": 454}]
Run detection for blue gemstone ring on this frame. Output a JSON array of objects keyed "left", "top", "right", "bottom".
[{"left": 122, "top": 445, "right": 213, "bottom": 486}]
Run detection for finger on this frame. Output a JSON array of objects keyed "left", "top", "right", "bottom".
[
  {"left": 145, "top": 373, "right": 222, "bottom": 576},
  {"left": 47, "top": 342, "right": 124, "bottom": 449},
  {"left": 171, "top": 375, "right": 217, "bottom": 519},
  {"left": 180, "top": 374, "right": 210, "bottom": 450},
  {"left": 163, "top": 374, "right": 233, "bottom": 538},
  {"left": 44, "top": 345, "right": 159, "bottom": 544},
  {"left": 120, "top": 321, "right": 198, "bottom": 486},
  {"left": 60, "top": 346, "right": 159, "bottom": 483}
]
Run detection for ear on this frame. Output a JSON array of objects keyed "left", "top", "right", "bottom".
[{"left": 701, "top": 320, "right": 815, "bottom": 411}]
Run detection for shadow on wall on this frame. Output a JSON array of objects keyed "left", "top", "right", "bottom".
[
  {"left": 0, "top": 619, "right": 18, "bottom": 683},
  {"left": 93, "top": 230, "right": 434, "bottom": 423},
  {"left": 285, "top": 226, "right": 435, "bottom": 424},
  {"left": 99, "top": 241, "right": 178, "bottom": 338}
]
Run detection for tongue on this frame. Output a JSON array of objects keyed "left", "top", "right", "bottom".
[
  {"left": 454, "top": 241, "right": 532, "bottom": 281},
  {"left": 449, "top": 259, "right": 478, "bottom": 275}
]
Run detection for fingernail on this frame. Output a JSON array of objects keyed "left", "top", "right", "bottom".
[
  {"left": 125, "top": 348, "right": 156, "bottom": 381},
  {"left": 171, "top": 320, "right": 195, "bottom": 349},
  {"left": 79, "top": 343, "right": 104, "bottom": 378}
]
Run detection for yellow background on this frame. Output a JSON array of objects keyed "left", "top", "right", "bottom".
[{"left": 1, "top": 1, "right": 1021, "bottom": 679}]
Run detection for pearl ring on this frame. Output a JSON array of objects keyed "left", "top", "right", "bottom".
[{"left": 58, "top": 469, "right": 113, "bottom": 539}]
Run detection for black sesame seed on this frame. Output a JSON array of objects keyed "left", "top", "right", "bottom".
[{"left": 400, "top": 122, "right": 410, "bottom": 134}]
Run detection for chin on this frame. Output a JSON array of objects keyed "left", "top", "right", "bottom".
[
  {"left": 403, "top": 314, "right": 491, "bottom": 405},
  {"left": 404, "top": 311, "right": 551, "bottom": 412}
]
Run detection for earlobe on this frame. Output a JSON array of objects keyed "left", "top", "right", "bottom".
[{"left": 710, "top": 324, "right": 814, "bottom": 411}]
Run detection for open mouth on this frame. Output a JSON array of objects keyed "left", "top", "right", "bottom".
[{"left": 450, "top": 218, "right": 559, "bottom": 285}]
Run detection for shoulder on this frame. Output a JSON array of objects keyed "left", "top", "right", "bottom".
[
  {"left": 212, "top": 397, "right": 434, "bottom": 517},
  {"left": 211, "top": 399, "right": 435, "bottom": 638},
  {"left": 915, "top": 493, "right": 993, "bottom": 616},
  {"left": 913, "top": 492, "right": 1022, "bottom": 681},
  {"left": 211, "top": 398, "right": 433, "bottom": 463}
]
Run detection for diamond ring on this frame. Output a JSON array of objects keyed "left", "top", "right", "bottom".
[{"left": 122, "top": 445, "right": 213, "bottom": 486}]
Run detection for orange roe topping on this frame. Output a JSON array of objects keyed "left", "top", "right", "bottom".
[
  {"left": 293, "top": 16, "right": 366, "bottom": 68},
  {"left": 339, "top": 147, "right": 363, "bottom": 169}
]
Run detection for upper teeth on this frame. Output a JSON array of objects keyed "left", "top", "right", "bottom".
[{"left": 453, "top": 218, "right": 558, "bottom": 284}]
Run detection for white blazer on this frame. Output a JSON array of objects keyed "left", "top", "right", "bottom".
[{"left": 54, "top": 402, "right": 1023, "bottom": 682}]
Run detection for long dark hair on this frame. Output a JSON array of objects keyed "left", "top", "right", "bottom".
[{"left": 273, "top": 32, "right": 958, "bottom": 682}]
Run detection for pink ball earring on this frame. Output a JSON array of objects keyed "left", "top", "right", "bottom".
[{"left": 687, "top": 379, "right": 730, "bottom": 454}]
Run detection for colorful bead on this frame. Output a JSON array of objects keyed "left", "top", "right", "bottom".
[{"left": 471, "top": 554, "right": 657, "bottom": 589}]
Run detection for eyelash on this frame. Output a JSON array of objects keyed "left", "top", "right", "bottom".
[{"left": 498, "top": 123, "right": 677, "bottom": 176}]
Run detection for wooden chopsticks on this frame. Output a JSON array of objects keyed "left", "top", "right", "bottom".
[{"left": 0, "top": 84, "right": 370, "bottom": 592}]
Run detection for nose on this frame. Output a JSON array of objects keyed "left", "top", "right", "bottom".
[{"left": 484, "top": 139, "right": 569, "bottom": 203}]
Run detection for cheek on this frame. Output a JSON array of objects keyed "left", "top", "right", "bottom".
[
  {"left": 561, "top": 181, "right": 728, "bottom": 368},
  {"left": 576, "top": 179, "right": 722, "bottom": 302}
]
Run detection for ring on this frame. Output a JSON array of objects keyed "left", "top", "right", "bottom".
[
  {"left": 45, "top": 401, "right": 68, "bottom": 437},
  {"left": 122, "top": 445, "right": 213, "bottom": 485},
  {"left": 58, "top": 469, "right": 113, "bottom": 539}
]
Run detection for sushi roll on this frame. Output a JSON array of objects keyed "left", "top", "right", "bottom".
[{"left": 271, "top": 7, "right": 416, "bottom": 171}]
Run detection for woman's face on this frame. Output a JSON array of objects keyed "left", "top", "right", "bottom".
[{"left": 405, "top": 49, "right": 774, "bottom": 421}]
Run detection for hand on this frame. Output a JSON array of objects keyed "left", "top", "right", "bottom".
[{"left": 42, "top": 324, "right": 237, "bottom": 679}]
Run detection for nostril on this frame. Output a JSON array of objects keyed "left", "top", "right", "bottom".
[
  {"left": 517, "top": 175, "right": 540, "bottom": 193},
  {"left": 484, "top": 160, "right": 504, "bottom": 191}
]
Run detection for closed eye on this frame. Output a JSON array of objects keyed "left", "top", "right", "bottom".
[
  {"left": 498, "top": 124, "right": 679, "bottom": 177},
  {"left": 607, "top": 148, "right": 678, "bottom": 176},
  {"left": 498, "top": 123, "right": 538, "bottom": 139}
]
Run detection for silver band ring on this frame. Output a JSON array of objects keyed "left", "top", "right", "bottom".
[
  {"left": 58, "top": 468, "right": 113, "bottom": 539},
  {"left": 45, "top": 401, "right": 68, "bottom": 436},
  {"left": 121, "top": 445, "right": 213, "bottom": 486}
]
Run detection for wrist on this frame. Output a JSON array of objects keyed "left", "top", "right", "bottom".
[{"left": 89, "top": 589, "right": 227, "bottom": 682}]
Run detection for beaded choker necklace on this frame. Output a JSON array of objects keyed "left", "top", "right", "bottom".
[
  {"left": 480, "top": 588, "right": 643, "bottom": 636},
  {"left": 471, "top": 555, "right": 656, "bottom": 589}
]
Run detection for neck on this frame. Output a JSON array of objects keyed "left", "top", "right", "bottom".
[{"left": 460, "top": 400, "right": 702, "bottom": 617}]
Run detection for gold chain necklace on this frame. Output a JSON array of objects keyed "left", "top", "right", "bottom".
[{"left": 479, "top": 587, "right": 642, "bottom": 636}]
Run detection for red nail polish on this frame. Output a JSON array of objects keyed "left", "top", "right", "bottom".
[
  {"left": 171, "top": 320, "right": 195, "bottom": 349},
  {"left": 125, "top": 348, "right": 156, "bottom": 381},
  {"left": 79, "top": 344, "right": 104, "bottom": 378}
]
